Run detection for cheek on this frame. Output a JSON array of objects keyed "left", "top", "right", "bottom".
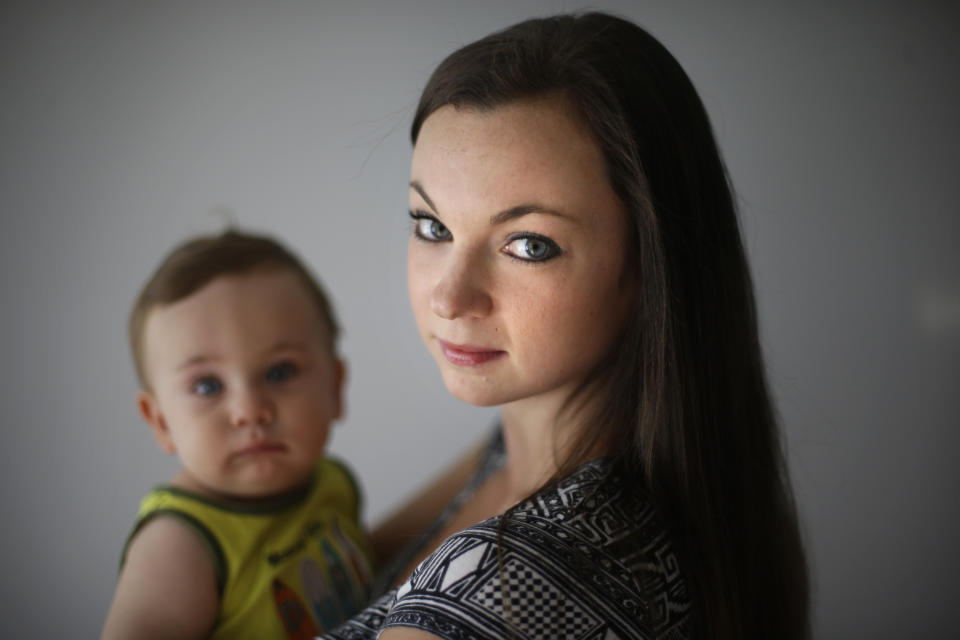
[
  {"left": 508, "top": 269, "right": 580, "bottom": 318},
  {"left": 298, "top": 374, "right": 340, "bottom": 425},
  {"left": 511, "top": 266, "right": 626, "bottom": 353},
  {"left": 155, "top": 393, "right": 190, "bottom": 430},
  {"left": 406, "top": 245, "right": 434, "bottom": 322}
]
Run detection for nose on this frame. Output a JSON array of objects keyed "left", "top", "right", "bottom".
[
  {"left": 230, "top": 386, "right": 275, "bottom": 428},
  {"left": 429, "top": 249, "right": 493, "bottom": 320}
]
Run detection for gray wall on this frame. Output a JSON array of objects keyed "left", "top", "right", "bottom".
[{"left": 1, "top": 1, "right": 957, "bottom": 637}]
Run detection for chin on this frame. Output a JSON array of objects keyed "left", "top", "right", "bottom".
[
  {"left": 443, "top": 377, "right": 513, "bottom": 408},
  {"left": 239, "top": 466, "right": 305, "bottom": 494}
]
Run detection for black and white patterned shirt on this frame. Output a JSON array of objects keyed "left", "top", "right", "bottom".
[{"left": 324, "top": 429, "right": 692, "bottom": 640}]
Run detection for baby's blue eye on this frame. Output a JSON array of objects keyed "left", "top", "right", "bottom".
[
  {"left": 266, "top": 362, "right": 298, "bottom": 383},
  {"left": 191, "top": 377, "right": 223, "bottom": 397}
]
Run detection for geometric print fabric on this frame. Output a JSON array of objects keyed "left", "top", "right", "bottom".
[
  {"left": 323, "top": 429, "right": 692, "bottom": 639},
  {"left": 468, "top": 556, "right": 599, "bottom": 639}
]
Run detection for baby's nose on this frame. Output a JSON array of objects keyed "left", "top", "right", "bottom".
[{"left": 230, "top": 390, "right": 275, "bottom": 428}]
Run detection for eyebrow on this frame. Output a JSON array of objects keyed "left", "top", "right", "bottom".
[
  {"left": 176, "top": 354, "right": 217, "bottom": 371},
  {"left": 410, "top": 181, "right": 573, "bottom": 225},
  {"left": 174, "top": 343, "right": 307, "bottom": 371},
  {"left": 269, "top": 341, "right": 308, "bottom": 354},
  {"left": 410, "top": 181, "right": 437, "bottom": 212},
  {"left": 489, "top": 204, "right": 572, "bottom": 225}
]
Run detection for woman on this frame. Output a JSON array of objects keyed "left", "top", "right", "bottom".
[{"left": 329, "top": 11, "right": 808, "bottom": 640}]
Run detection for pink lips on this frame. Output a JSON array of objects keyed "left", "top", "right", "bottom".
[
  {"left": 233, "top": 442, "right": 287, "bottom": 459},
  {"left": 437, "top": 339, "right": 506, "bottom": 367}
]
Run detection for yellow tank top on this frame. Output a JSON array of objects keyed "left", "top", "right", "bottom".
[{"left": 124, "top": 458, "right": 374, "bottom": 639}]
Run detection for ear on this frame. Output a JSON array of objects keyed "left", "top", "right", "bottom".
[
  {"left": 137, "top": 389, "right": 177, "bottom": 454},
  {"left": 330, "top": 358, "right": 346, "bottom": 421}
]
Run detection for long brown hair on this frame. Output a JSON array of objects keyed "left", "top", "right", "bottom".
[{"left": 411, "top": 12, "right": 809, "bottom": 639}]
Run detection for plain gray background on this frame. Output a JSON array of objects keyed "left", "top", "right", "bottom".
[{"left": 1, "top": 1, "right": 957, "bottom": 637}]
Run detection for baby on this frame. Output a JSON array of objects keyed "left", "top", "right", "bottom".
[{"left": 102, "top": 230, "right": 373, "bottom": 639}]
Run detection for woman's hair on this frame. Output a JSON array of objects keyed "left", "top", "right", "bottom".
[
  {"left": 129, "top": 229, "right": 340, "bottom": 388},
  {"left": 412, "top": 12, "right": 808, "bottom": 639}
]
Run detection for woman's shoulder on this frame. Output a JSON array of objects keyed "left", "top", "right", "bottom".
[
  {"left": 386, "top": 458, "right": 693, "bottom": 639},
  {"left": 511, "top": 459, "right": 682, "bottom": 571}
]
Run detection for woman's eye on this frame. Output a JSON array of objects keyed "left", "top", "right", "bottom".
[
  {"left": 409, "top": 211, "right": 452, "bottom": 242},
  {"left": 266, "top": 362, "right": 298, "bottom": 383},
  {"left": 191, "top": 377, "right": 223, "bottom": 397},
  {"left": 502, "top": 235, "right": 562, "bottom": 262}
]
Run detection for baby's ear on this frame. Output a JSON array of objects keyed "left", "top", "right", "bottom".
[
  {"left": 332, "top": 358, "right": 346, "bottom": 421},
  {"left": 137, "top": 390, "right": 176, "bottom": 454}
]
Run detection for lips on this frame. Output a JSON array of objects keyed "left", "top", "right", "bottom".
[
  {"left": 233, "top": 442, "right": 287, "bottom": 459},
  {"left": 437, "top": 339, "right": 506, "bottom": 367}
]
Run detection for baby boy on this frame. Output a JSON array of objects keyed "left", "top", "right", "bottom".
[{"left": 101, "top": 229, "right": 373, "bottom": 639}]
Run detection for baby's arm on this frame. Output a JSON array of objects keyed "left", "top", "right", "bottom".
[{"left": 100, "top": 516, "right": 219, "bottom": 640}]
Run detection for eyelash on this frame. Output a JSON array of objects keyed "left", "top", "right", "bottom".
[
  {"left": 409, "top": 210, "right": 450, "bottom": 243},
  {"left": 502, "top": 233, "right": 562, "bottom": 263},
  {"left": 407, "top": 210, "right": 563, "bottom": 264},
  {"left": 265, "top": 361, "right": 299, "bottom": 383}
]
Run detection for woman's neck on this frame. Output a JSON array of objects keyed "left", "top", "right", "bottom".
[{"left": 498, "top": 387, "right": 600, "bottom": 507}]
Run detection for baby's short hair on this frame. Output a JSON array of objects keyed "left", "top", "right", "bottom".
[{"left": 129, "top": 229, "right": 339, "bottom": 388}]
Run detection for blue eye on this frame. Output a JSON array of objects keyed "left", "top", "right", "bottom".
[
  {"left": 266, "top": 362, "right": 298, "bottom": 383},
  {"left": 409, "top": 211, "right": 451, "bottom": 242},
  {"left": 502, "top": 234, "right": 562, "bottom": 262},
  {"left": 191, "top": 377, "right": 223, "bottom": 397}
]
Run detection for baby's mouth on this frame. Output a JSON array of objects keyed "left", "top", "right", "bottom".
[{"left": 233, "top": 441, "right": 287, "bottom": 459}]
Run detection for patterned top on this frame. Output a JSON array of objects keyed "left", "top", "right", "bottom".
[{"left": 323, "top": 430, "right": 692, "bottom": 640}]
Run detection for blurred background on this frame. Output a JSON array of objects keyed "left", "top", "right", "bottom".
[{"left": 1, "top": 1, "right": 957, "bottom": 636}]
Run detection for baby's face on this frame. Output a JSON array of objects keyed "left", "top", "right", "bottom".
[{"left": 138, "top": 269, "right": 343, "bottom": 500}]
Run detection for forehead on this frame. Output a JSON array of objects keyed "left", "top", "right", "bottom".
[
  {"left": 141, "top": 269, "right": 328, "bottom": 367},
  {"left": 410, "top": 97, "right": 615, "bottom": 216}
]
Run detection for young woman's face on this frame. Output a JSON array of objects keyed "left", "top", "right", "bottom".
[{"left": 408, "top": 97, "right": 632, "bottom": 410}]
